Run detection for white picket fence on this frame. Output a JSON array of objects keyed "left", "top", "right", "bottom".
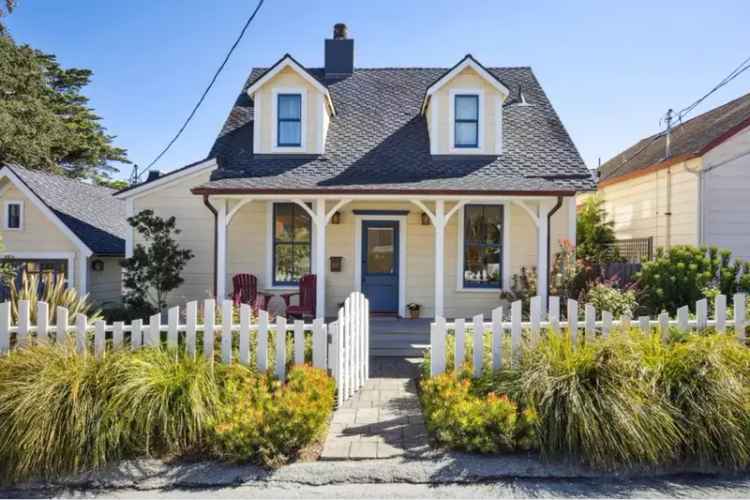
[
  {"left": 430, "top": 293, "right": 748, "bottom": 377},
  {"left": 0, "top": 292, "right": 370, "bottom": 404}
]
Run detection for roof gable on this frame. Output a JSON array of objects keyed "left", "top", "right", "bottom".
[
  {"left": 245, "top": 54, "right": 335, "bottom": 115},
  {"left": 1, "top": 165, "right": 126, "bottom": 255},
  {"left": 421, "top": 55, "right": 510, "bottom": 114}
]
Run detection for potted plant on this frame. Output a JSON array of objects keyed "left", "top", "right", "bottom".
[{"left": 406, "top": 303, "right": 421, "bottom": 319}]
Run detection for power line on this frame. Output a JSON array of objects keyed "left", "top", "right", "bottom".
[
  {"left": 601, "top": 54, "right": 750, "bottom": 180},
  {"left": 135, "top": 0, "right": 266, "bottom": 182}
]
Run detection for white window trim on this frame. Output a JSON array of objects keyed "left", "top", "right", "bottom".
[
  {"left": 271, "top": 87, "right": 307, "bottom": 153},
  {"left": 265, "top": 201, "right": 315, "bottom": 291},
  {"left": 353, "top": 214, "right": 408, "bottom": 318},
  {"left": 449, "top": 88, "right": 485, "bottom": 154},
  {"left": 456, "top": 202, "right": 511, "bottom": 293},
  {"left": 3, "top": 200, "right": 23, "bottom": 231}
]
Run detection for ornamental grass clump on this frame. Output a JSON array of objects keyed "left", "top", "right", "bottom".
[{"left": 516, "top": 330, "right": 681, "bottom": 469}]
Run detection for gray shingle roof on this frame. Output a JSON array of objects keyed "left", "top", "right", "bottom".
[
  {"left": 197, "top": 64, "right": 594, "bottom": 194},
  {"left": 599, "top": 91, "right": 750, "bottom": 183},
  {"left": 4, "top": 165, "right": 126, "bottom": 255}
]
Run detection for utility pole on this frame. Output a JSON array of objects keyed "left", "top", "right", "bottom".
[{"left": 664, "top": 108, "right": 673, "bottom": 159}]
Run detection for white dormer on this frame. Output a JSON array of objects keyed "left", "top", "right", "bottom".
[
  {"left": 421, "top": 55, "right": 510, "bottom": 156},
  {"left": 246, "top": 55, "right": 335, "bottom": 155}
]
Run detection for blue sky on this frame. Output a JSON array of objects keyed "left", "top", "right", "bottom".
[{"left": 6, "top": 0, "right": 749, "bottom": 180}]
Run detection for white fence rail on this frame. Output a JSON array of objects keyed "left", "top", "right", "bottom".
[
  {"left": 0, "top": 292, "right": 370, "bottom": 404},
  {"left": 431, "top": 293, "right": 748, "bottom": 377}
]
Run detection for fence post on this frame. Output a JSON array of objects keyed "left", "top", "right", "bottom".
[
  {"left": 203, "top": 299, "right": 215, "bottom": 361},
  {"left": 602, "top": 311, "right": 613, "bottom": 337},
  {"left": 94, "top": 320, "right": 106, "bottom": 359},
  {"left": 313, "top": 318, "right": 325, "bottom": 369},
  {"left": 530, "top": 296, "right": 541, "bottom": 343},
  {"left": 472, "top": 314, "right": 484, "bottom": 378},
  {"left": 275, "top": 316, "right": 287, "bottom": 380},
  {"left": 167, "top": 306, "right": 179, "bottom": 349},
  {"left": 75, "top": 313, "right": 87, "bottom": 355},
  {"left": 148, "top": 313, "right": 160, "bottom": 348},
  {"left": 548, "top": 296, "right": 560, "bottom": 334},
  {"left": 454, "top": 318, "right": 465, "bottom": 371},
  {"left": 352, "top": 295, "right": 360, "bottom": 391},
  {"left": 364, "top": 297, "right": 370, "bottom": 382},
  {"left": 185, "top": 301, "right": 197, "bottom": 358},
  {"left": 567, "top": 299, "right": 578, "bottom": 346},
  {"left": 239, "top": 304, "right": 250, "bottom": 365},
  {"left": 221, "top": 300, "right": 233, "bottom": 364},
  {"left": 0, "top": 302, "right": 9, "bottom": 354},
  {"left": 584, "top": 303, "right": 595, "bottom": 338},
  {"left": 257, "top": 310, "right": 269, "bottom": 372},
  {"left": 715, "top": 294, "right": 727, "bottom": 334},
  {"left": 113, "top": 321, "right": 124, "bottom": 348},
  {"left": 621, "top": 312, "right": 631, "bottom": 332},
  {"left": 131, "top": 318, "right": 142, "bottom": 349},
  {"left": 294, "top": 320, "right": 304, "bottom": 365},
  {"left": 56, "top": 306, "right": 68, "bottom": 345},
  {"left": 677, "top": 306, "right": 689, "bottom": 332},
  {"left": 431, "top": 317, "right": 446, "bottom": 376},
  {"left": 638, "top": 316, "right": 650, "bottom": 334},
  {"left": 735, "top": 293, "right": 746, "bottom": 342},
  {"left": 696, "top": 298, "right": 708, "bottom": 330},
  {"left": 332, "top": 320, "right": 343, "bottom": 406},
  {"left": 659, "top": 311, "right": 670, "bottom": 342},
  {"left": 491, "top": 306, "right": 503, "bottom": 370},
  {"left": 37, "top": 302, "right": 49, "bottom": 343},
  {"left": 511, "top": 300, "right": 522, "bottom": 368},
  {"left": 17, "top": 300, "right": 29, "bottom": 347}
]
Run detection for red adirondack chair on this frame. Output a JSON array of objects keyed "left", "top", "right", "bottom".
[
  {"left": 231, "top": 274, "right": 270, "bottom": 310},
  {"left": 281, "top": 274, "right": 317, "bottom": 319}
]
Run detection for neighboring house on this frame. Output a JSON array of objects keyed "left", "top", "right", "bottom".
[
  {"left": 116, "top": 24, "right": 594, "bottom": 319},
  {"left": 0, "top": 164, "right": 126, "bottom": 306},
  {"left": 589, "top": 91, "right": 750, "bottom": 260}
]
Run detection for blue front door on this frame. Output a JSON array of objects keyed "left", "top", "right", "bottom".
[{"left": 362, "top": 221, "right": 399, "bottom": 313}]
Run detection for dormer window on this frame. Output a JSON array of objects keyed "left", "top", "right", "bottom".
[
  {"left": 454, "top": 94, "right": 479, "bottom": 148},
  {"left": 277, "top": 93, "right": 302, "bottom": 147}
]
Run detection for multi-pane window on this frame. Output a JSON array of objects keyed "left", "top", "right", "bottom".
[
  {"left": 272, "top": 203, "right": 311, "bottom": 286},
  {"left": 463, "top": 204, "right": 503, "bottom": 288},
  {"left": 5, "top": 202, "right": 21, "bottom": 230},
  {"left": 454, "top": 94, "right": 479, "bottom": 148},
  {"left": 277, "top": 93, "right": 302, "bottom": 147}
]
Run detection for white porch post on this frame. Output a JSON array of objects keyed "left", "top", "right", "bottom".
[
  {"left": 314, "top": 199, "right": 326, "bottom": 319},
  {"left": 434, "top": 200, "right": 446, "bottom": 318},
  {"left": 216, "top": 199, "right": 227, "bottom": 300},
  {"left": 537, "top": 200, "right": 554, "bottom": 308}
]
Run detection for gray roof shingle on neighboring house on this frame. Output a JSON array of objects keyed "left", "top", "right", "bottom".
[
  {"left": 4, "top": 165, "right": 127, "bottom": 255},
  {"left": 196, "top": 65, "right": 595, "bottom": 194},
  {"left": 599, "top": 91, "right": 750, "bottom": 183}
]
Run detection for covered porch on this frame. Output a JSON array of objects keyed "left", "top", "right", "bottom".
[{"left": 205, "top": 192, "right": 576, "bottom": 325}]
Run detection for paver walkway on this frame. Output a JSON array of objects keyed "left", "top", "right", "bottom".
[{"left": 321, "top": 357, "right": 431, "bottom": 460}]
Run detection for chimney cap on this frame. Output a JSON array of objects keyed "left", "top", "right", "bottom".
[
  {"left": 146, "top": 170, "right": 161, "bottom": 182},
  {"left": 333, "top": 23, "right": 348, "bottom": 39}
]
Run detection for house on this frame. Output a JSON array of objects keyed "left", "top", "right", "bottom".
[
  {"left": 116, "top": 24, "right": 594, "bottom": 319},
  {"left": 590, "top": 91, "right": 750, "bottom": 261},
  {"left": 0, "top": 164, "right": 126, "bottom": 306}
]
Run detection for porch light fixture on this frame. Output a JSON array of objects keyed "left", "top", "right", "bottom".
[
  {"left": 421, "top": 212, "right": 431, "bottom": 226},
  {"left": 330, "top": 256, "right": 343, "bottom": 272},
  {"left": 331, "top": 211, "right": 342, "bottom": 224},
  {"left": 91, "top": 259, "right": 104, "bottom": 272}
]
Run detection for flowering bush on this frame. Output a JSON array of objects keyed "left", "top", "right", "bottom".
[
  {"left": 420, "top": 370, "right": 536, "bottom": 453},
  {"left": 210, "top": 364, "right": 334, "bottom": 467},
  {"left": 584, "top": 282, "right": 638, "bottom": 317}
]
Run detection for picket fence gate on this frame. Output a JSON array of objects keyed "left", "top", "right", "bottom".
[
  {"left": 430, "top": 293, "right": 748, "bottom": 377},
  {"left": 0, "top": 292, "right": 369, "bottom": 405}
]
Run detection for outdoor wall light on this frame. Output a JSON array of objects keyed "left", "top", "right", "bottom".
[
  {"left": 330, "top": 256, "right": 343, "bottom": 272},
  {"left": 331, "top": 211, "right": 342, "bottom": 224},
  {"left": 91, "top": 259, "right": 104, "bottom": 272},
  {"left": 421, "top": 212, "right": 431, "bottom": 226}
]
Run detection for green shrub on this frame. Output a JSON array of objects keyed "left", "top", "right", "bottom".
[
  {"left": 516, "top": 330, "right": 681, "bottom": 469},
  {"left": 0, "top": 342, "right": 125, "bottom": 482},
  {"left": 10, "top": 273, "right": 100, "bottom": 323},
  {"left": 655, "top": 334, "right": 750, "bottom": 468},
  {"left": 636, "top": 245, "right": 750, "bottom": 314},
  {"left": 420, "top": 370, "right": 536, "bottom": 453},
  {"left": 210, "top": 364, "right": 334, "bottom": 467},
  {"left": 584, "top": 283, "right": 638, "bottom": 317}
]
